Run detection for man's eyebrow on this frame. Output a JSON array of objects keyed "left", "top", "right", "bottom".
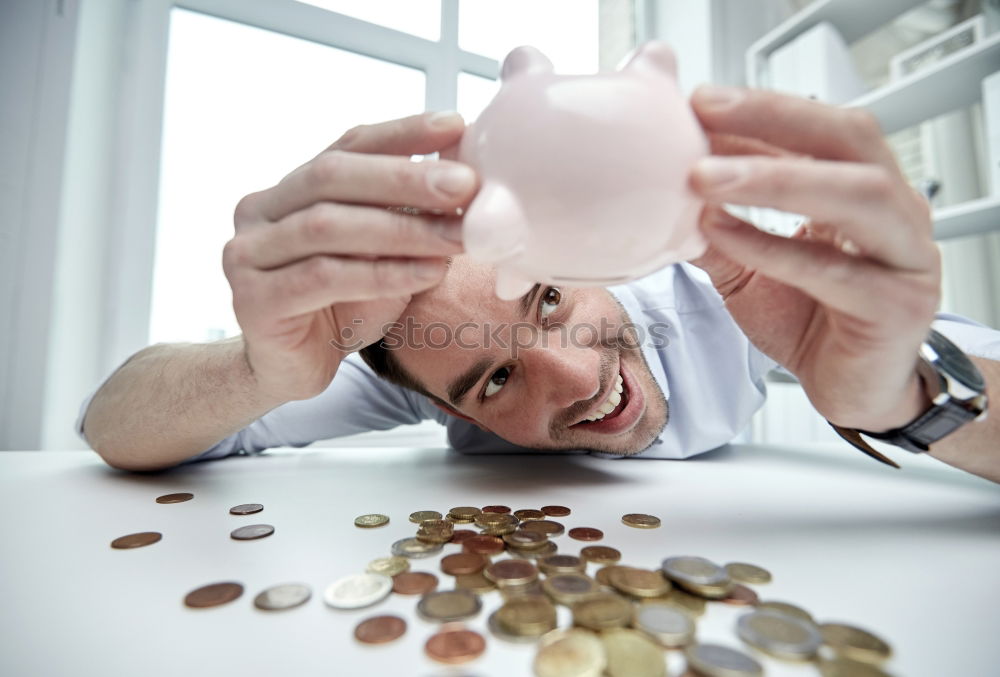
[
  {"left": 447, "top": 356, "right": 495, "bottom": 407},
  {"left": 518, "top": 283, "right": 542, "bottom": 319}
]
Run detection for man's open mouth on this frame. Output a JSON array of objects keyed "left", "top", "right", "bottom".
[{"left": 569, "top": 363, "right": 640, "bottom": 433}]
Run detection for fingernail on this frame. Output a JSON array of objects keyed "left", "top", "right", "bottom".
[
  {"left": 695, "top": 157, "right": 746, "bottom": 189},
  {"left": 428, "top": 110, "right": 463, "bottom": 128},
  {"left": 436, "top": 221, "right": 465, "bottom": 243},
  {"left": 428, "top": 165, "right": 476, "bottom": 197},
  {"left": 412, "top": 259, "right": 446, "bottom": 280},
  {"left": 693, "top": 84, "right": 743, "bottom": 110}
]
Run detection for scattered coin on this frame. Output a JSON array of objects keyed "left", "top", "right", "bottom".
[
  {"left": 409, "top": 510, "right": 443, "bottom": 523},
  {"left": 519, "top": 520, "right": 565, "bottom": 537},
  {"left": 354, "top": 513, "right": 390, "bottom": 528},
  {"left": 449, "top": 529, "right": 478, "bottom": 544},
  {"left": 541, "top": 573, "right": 600, "bottom": 605},
  {"left": 455, "top": 571, "right": 497, "bottom": 594},
  {"left": 513, "top": 509, "right": 546, "bottom": 521},
  {"left": 448, "top": 506, "right": 483, "bottom": 521},
  {"left": 820, "top": 623, "right": 892, "bottom": 664},
  {"left": 722, "top": 584, "right": 759, "bottom": 606},
  {"left": 462, "top": 535, "right": 505, "bottom": 557},
  {"left": 633, "top": 603, "right": 695, "bottom": 648},
  {"left": 229, "top": 503, "right": 263, "bottom": 515},
  {"left": 417, "top": 519, "right": 455, "bottom": 543},
  {"left": 367, "top": 556, "right": 410, "bottom": 577},
  {"left": 622, "top": 513, "right": 661, "bottom": 529},
  {"left": 724, "top": 562, "right": 772, "bottom": 585},
  {"left": 581, "top": 545, "right": 622, "bottom": 564},
  {"left": 736, "top": 609, "right": 822, "bottom": 661},
  {"left": 482, "top": 505, "right": 512, "bottom": 513},
  {"left": 110, "top": 531, "right": 162, "bottom": 549},
  {"left": 602, "top": 627, "right": 667, "bottom": 677},
  {"left": 818, "top": 657, "right": 893, "bottom": 677},
  {"left": 756, "top": 600, "right": 814, "bottom": 623},
  {"left": 495, "top": 595, "right": 558, "bottom": 637},
  {"left": 534, "top": 629, "right": 607, "bottom": 677},
  {"left": 392, "top": 571, "right": 439, "bottom": 595},
  {"left": 391, "top": 537, "right": 443, "bottom": 559},
  {"left": 156, "top": 492, "right": 193, "bottom": 504},
  {"left": 662, "top": 588, "right": 707, "bottom": 617},
  {"left": 230, "top": 524, "right": 275, "bottom": 540},
  {"left": 538, "top": 554, "right": 586, "bottom": 575},
  {"left": 608, "top": 566, "right": 672, "bottom": 598},
  {"left": 416, "top": 589, "right": 483, "bottom": 623},
  {"left": 508, "top": 541, "right": 558, "bottom": 560},
  {"left": 661, "top": 556, "right": 732, "bottom": 599},
  {"left": 484, "top": 559, "right": 539, "bottom": 587},
  {"left": 253, "top": 583, "right": 311, "bottom": 611},
  {"left": 540, "top": 505, "right": 571, "bottom": 517},
  {"left": 324, "top": 573, "right": 392, "bottom": 609},
  {"left": 503, "top": 530, "right": 549, "bottom": 549},
  {"left": 488, "top": 609, "right": 541, "bottom": 644},
  {"left": 572, "top": 592, "right": 633, "bottom": 630},
  {"left": 425, "top": 625, "right": 486, "bottom": 664},
  {"left": 568, "top": 527, "right": 604, "bottom": 541},
  {"left": 354, "top": 615, "right": 407, "bottom": 644},
  {"left": 684, "top": 643, "right": 763, "bottom": 677},
  {"left": 184, "top": 581, "right": 243, "bottom": 609},
  {"left": 595, "top": 564, "right": 630, "bottom": 588},
  {"left": 441, "top": 553, "right": 486, "bottom": 576}
]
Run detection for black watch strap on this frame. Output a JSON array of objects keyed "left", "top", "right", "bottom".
[{"left": 859, "top": 398, "right": 979, "bottom": 453}]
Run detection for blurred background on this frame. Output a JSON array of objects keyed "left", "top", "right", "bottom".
[{"left": 2, "top": 0, "right": 998, "bottom": 451}]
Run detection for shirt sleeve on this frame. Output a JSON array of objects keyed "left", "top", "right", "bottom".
[{"left": 932, "top": 312, "right": 1000, "bottom": 360}]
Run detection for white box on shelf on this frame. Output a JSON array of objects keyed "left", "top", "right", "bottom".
[
  {"left": 767, "top": 20, "right": 867, "bottom": 104},
  {"left": 890, "top": 14, "right": 986, "bottom": 80}
]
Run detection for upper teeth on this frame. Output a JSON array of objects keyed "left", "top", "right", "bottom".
[{"left": 584, "top": 373, "right": 624, "bottom": 422}]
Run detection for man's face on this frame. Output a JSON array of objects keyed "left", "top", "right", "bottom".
[{"left": 390, "top": 256, "right": 668, "bottom": 455}]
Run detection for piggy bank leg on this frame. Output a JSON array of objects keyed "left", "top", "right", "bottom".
[
  {"left": 461, "top": 181, "right": 528, "bottom": 263},
  {"left": 494, "top": 269, "right": 537, "bottom": 301}
]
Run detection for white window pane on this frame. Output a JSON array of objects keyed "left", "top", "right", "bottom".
[
  {"left": 459, "top": 0, "right": 599, "bottom": 73},
  {"left": 150, "top": 9, "right": 425, "bottom": 345},
  {"left": 296, "top": 0, "right": 440, "bottom": 40},
  {"left": 457, "top": 72, "right": 500, "bottom": 121}
]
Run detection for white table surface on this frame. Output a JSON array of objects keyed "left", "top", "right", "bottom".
[{"left": 1, "top": 444, "right": 998, "bottom": 677}]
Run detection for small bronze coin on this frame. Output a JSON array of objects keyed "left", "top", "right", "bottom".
[
  {"left": 354, "top": 513, "right": 390, "bottom": 528},
  {"left": 156, "top": 492, "right": 193, "bottom": 504},
  {"left": 354, "top": 615, "right": 407, "bottom": 644},
  {"left": 229, "top": 503, "right": 263, "bottom": 515},
  {"left": 425, "top": 626, "right": 487, "bottom": 664},
  {"left": 568, "top": 527, "right": 604, "bottom": 541},
  {"left": 722, "top": 583, "right": 760, "bottom": 606},
  {"left": 540, "top": 505, "right": 571, "bottom": 517},
  {"left": 482, "top": 505, "right": 512, "bottom": 513},
  {"left": 110, "top": 531, "right": 162, "bottom": 549},
  {"left": 392, "top": 571, "right": 439, "bottom": 595},
  {"left": 462, "top": 535, "right": 505, "bottom": 557},
  {"left": 230, "top": 524, "right": 275, "bottom": 540},
  {"left": 441, "top": 553, "right": 487, "bottom": 576},
  {"left": 450, "top": 529, "right": 478, "bottom": 544},
  {"left": 513, "top": 508, "right": 546, "bottom": 521},
  {"left": 485, "top": 558, "right": 539, "bottom": 586},
  {"left": 184, "top": 582, "right": 243, "bottom": 608},
  {"left": 519, "top": 520, "right": 564, "bottom": 537},
  {"left": 622, "top": 513, "right": 661, "bottom": 528},
  {"left": 581, "top": 545, "right": 622, "bottom": 564}
]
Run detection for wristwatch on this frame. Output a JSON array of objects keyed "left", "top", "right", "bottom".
[{"left": 830, "top": 328, "right": 989, "bottom": 468}]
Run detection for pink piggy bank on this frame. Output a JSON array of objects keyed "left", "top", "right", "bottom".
[{"left": 458, "top": 41, "right": 709, "bottom": 300}]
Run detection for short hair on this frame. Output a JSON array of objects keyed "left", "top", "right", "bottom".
[{"left": 359, "top": 340, "right": 447, "bottom": 408}]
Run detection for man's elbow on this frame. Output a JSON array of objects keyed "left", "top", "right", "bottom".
[{"left": 91, "top": 440, "right": 184, "bottom": 473}]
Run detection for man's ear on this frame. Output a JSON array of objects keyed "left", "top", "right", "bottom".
[{"left": 432, "top": 400, "right": 491, "bottom": 433}]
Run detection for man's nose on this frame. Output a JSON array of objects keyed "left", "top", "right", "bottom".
[{"left": 521, "top": 341, "right": 602, "bottom": 410}]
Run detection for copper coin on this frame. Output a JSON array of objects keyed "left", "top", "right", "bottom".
[
  {"left": 482, "top": 505, "right": 512, "bottom": 513},
  {"left": 581, "top": 545, "right": 622, "bottom": 564},
  {"left": 541, "top": 505, "right": 571, "bottom": 517},
  {"left": 485, "top": 558, "right": 539, "bottom": 586},
  {"left": 156, "top": 492, "right": 193, "bottom": 504},
  {"left": 450, "top": 529, "right": 478, "bottom": 544},
  {"left": 722, "top": 583, "right": 760, "bottom": 606},
  {"left": 425, "top": 626, "right": 486, "bottom": 664},
  {"left": 519, "top": 520, "right": 564, "bottom": 537},
  {"left": 441, "top": 553, "right": 487, "bottom": 576},
  {"left": 354, "top": 615, "right": 407, "bottom": 644},
  {"left": 229, "top": 503, "right": 263, "bottom": 515},
  {"left": 462, "top": 535, "right": 505, "bottom": 557},
  {"left": 184, "top": 582, "right": 243, "bottom": 608},
  {"left": 110, "top": 531, "right": 162, "bottom": 549},
  {"left": 392, "top": 571, "right": 439, "bottom": 595},
  {"left": 568, "top": 527, "right": 604, "bottom": 541},
  {"left": 513, "top": 509, "right": 546, "bottom": 521},
  {"left": 230, "top": 524, "right": 274, "bottom": 540}
]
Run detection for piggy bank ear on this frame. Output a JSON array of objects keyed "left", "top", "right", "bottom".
[
  {"left": 462, "top": 181, "right": 527, "bottom": 263},
  {"left": 502, "top": 46, "right": 555, "bottom": 81},
  {"left": 495, "top": 270, "right": 536, "bottom": 301},
  {"left": 621, "top": 41, "right": 677, "bottom": 78}
]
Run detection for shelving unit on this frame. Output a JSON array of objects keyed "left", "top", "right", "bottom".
[{"left": 746, "top": 0, "right": 1000, "bottom": 241}]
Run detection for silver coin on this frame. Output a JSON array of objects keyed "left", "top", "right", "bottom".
[
  {"left": 634, "top": 603, "right": 695, "bottom": 648},
  {"left": 684, "top": 643, "right": 763, "bottom": 677},
  {"left": 253, "top": 583, "right": 311, "bottom": 610},
  {"left": 661, "top": 556, "right": 729, "bottom": 586},
  {"left": 736, "top": 610, "right": 822, "bottom": 661},
  {"left": 323, "top": 573, "right": 392, "bottom": 609},
  {"left": 390, "top": 537, "right": 443, "bottom": 559},
  {"left": 230, "top": 524, "right": 275, "bottom": 540},
  {"left": 416, "top": 589, "right": 482, "bottom": 622}
]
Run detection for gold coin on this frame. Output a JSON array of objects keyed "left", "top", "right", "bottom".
[
  {"left": 608, "top": 567, "right": 672, "bottom": 598},
  {"left": 354, "top": 513, "right": 389, "bottom": 528},
  {"left": 736, "top": 609, "right": 822, "bottom": 661},
  {"left": 503, "top": 530, "right": 549, "bottom": 550},
  {"left": 409, "top": 510, "right": 443, "bottom": 523},
  {"left": 818, "top": 657, "right": 892, "bottom": 677},
  {"left": 542, "top": 573, "right": 600, "bottom": 605},
  {"left": 724, "top": 562, "right": 772, "bottom": 585},
  {"left": 601, "top": 628, "right": 667, "bottom": 677},
  {"left": 539, "top": 554, "right": 586, "bottom": 575},
  {"left": 533, "top": 629, "right": 606, "bottom": 677},
  {"left": 454, "top": 571, "right": 496, "bottom": 594},
  {"left": 476, "top": 512, "right": 517, "bottom": 527},
  {"left": 484, "top": 558, "right": 539, "bottom": 587},
  {"left": 507, "top": 541, "right": 558, "bottom": 560},
  {"left": 595, "top": 565, "right": 629, "bottom": 589},
  {"left": 519, "top": 520, "right": 565, "bottom": 537},
  {"left": 622, "top": 513, "right": 661, "bottom": 529},
  {"left": 580, "top": 545, "right": 622, "bottom": 565},
  {"left": 756, "top": 600, "right": 814, "bottom": 623},
  {"left": 572, "top": 592, "right": 633, "bottom": 630},
  {"left": 658, "top": 588, "right": 706, "bottom": 617},
  {"left": 499, "top": 580, "right": 545, "bottom": 600},
  {"left": 448, "top": 506, "right": 482, "bottom": 520},
  {"left": 366, "top": 556, "right": 409, "bottom": 577},
  {"left": 820, "top": 623, "right": 892, "bottom": 664},
  {"left": 513, "top": 508, "right": 546, "bottom": 521},
  {"left": 495, "top": 596, "right": 558, "bottom": 636},
  {"left": 416, "top": 589, "right": 483, "bottom": 623}
]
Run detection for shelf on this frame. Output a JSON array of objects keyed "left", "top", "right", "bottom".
[
  {"left": 848, "top": 31, "right": 1000, "bottom": 136},
  {"left": 933, "top": 195, "right": 1000, "bottom": 240},
  {"left": 746, "top": 0, "right": 920, "bottom": 86}
]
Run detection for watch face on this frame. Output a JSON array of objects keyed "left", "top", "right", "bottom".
[{"left": 926, "top": 329, "right": 986, "bottom": 391}]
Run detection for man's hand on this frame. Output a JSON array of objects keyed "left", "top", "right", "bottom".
[
  {"left": 687, "top": 86, "right": 941, "bottom": 433},
  {"left": 223, "top": 112, "right": 476, "bottom": 403}
]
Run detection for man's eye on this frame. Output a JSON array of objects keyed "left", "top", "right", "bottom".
[
  {"left": 539, "top": 287, "right": 562, "bottom": 322},
  {"left": 484, "top": 367, "right": 510, "bottom": 398}
]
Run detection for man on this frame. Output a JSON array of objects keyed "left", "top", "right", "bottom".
[{"left": 78, "top": 86, "right": 1000, "bottom": 482}]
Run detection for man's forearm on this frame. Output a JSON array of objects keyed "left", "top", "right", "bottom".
[
  {"left": 83, "top": 336, "right": 287, "bottom": 471},
  {"left": 927, "top": 357, "right": 1000, "bottom": 483}
]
